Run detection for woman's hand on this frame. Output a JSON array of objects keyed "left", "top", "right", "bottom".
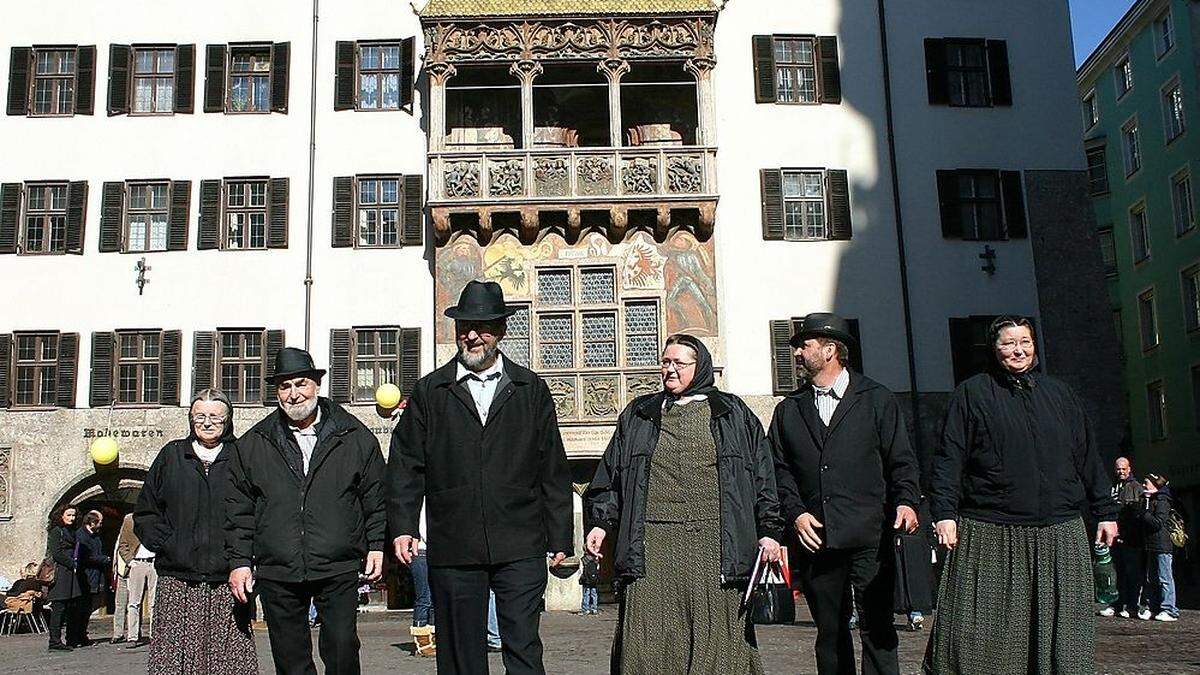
[
  {"left": 585, "top": 527, "right": 606, "bottom": 559},
  {"left": 758, "top": 537, "right": 782, "bottom": 563},
  {"left": 935, "top": 519, "right": 958, "bottom": 550}
]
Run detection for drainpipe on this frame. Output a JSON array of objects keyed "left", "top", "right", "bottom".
[
  {"left": 875, "top": 0, "right": 923, "bottom": 462},
  {"left": 303, "top": 0, "right": 320, "bottom": 349}
]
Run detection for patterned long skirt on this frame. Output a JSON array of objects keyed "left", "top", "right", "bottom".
[
  {"left": 924, "top": 517, "right": 1096, "bottom": 675},
  {"left": 148, "top": 576, "right": 258, "bottom": 675}
]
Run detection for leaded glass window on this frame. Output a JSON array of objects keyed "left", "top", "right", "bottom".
[
  {"left": 537, "top": 268, "right": 573, "bottom": 306},
  {"left": 537, "top": 314, "right": 574, "bottom": 370},
  {"left": 502, "top": 305, "right": 531, "bottom": 367},
  {"left": 624, "top": 301, "right": 660, "bottom": 367},
  {"left": 582, "top": 313, "right": 617, "bottom": 368},
  {"left": 580, "top": 268, "right": 616, "bottom": 304}
]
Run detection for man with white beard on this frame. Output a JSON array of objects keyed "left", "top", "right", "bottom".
[{"left": 227, "top": 347, "right": 386, "bottom": 675}]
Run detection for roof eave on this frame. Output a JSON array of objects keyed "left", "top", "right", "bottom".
[{"left": 1076, "top": 0, "right": 1163, "bottom": 86}]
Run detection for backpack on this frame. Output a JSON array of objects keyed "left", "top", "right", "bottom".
[{"left": 1169, "top": 509, "right": 1188, "bottom": 549}]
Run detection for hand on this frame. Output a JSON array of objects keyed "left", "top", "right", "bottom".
[
  {"left": 363, "top": 551, "right": 384, "bottom": 582},
  {"left": 894, "top": 505, "right": 919, "bottom": 534},
  {"left": 392, "top": 535, "right": 419, "bottom": 565},
  {"left": 548, "top": 552, "right": 567, "bottom": 568},
  {"left": 585, "top": 527, "right": 606, "bottom": 558},
  {"left": 229, "top": 566, "right": 254, "bottom": 603},
  {"left": 1096, "top": 521, "right": 1118, "bottom": 547},
  {"left": 935, "top": 519, "right": 957, "bottom": 550},
  {"left": 794, "top": 513, "right": 824, "bottom": 552},
  {"left": 758, "top": 537, "right": 782, "bottom": 563}
]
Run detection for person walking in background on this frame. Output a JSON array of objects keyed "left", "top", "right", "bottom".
[
  {"left": 112, "top": 519, "right": 132, "bottom": 645},
  {"left": 586, "top": 333, "right": 782, "bottom": 674},
  {"left": 925, "top": 316, "right": 1117, "bottom": 675},
  {"left": 136, "top": 388, "right": 256, "bottom": 674},
  {"left": 1141, "top": 473, "right": 1180, "bottom": 622},
  {"left": 115, "top": 512, "right": 157, "bottom": 648},
  {"left": 1103, "top": 457, "right": 1145, "bottom": 618},
  {"left": 75, "top": 510, "right": 110, "bottom": 648},
  {"left": 578, "top": 552, "right": 600, "bottom": 616},
  {"left": 45, "top": 504, "right": 82, "bottom": 652},
  {"left": 770, "top": 313, "right": 920, "bottom": 675},
  {"left": 409, "top": 501, "right": 436, "bottom": 658}
]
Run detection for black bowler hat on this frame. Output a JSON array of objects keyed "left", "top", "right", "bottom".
[
  {"left": 270, "top": 347, "right": 327, "bottom": 383},
  {"left": 443, "top": 280, "right": 518, "bottom": 321},
  {"left": 790, "top": 312, "right": 858, "bottom": 348}
]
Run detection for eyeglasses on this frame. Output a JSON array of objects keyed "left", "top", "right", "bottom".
[
  {"left": 997, "top": 339, "right": 1035, "bottom": 353},
  {"left": 191, "top": 414, "right": 228, "bottom": 426},
  {"left": 660, "top": 360, "right": 697, "bottom": 371}
]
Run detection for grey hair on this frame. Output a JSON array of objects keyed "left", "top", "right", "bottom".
[{"left": 189, "top": 388, "right": 235, "bottom": 441}]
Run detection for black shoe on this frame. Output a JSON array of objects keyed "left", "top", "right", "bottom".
[
  {"left": 49, "top": 644, "right": 73, "bottom": 652},
  {"left": 127, "top": 638, "right": 150, "bottom": 649},
  {"left": 110, "top": 637, "right": 126, "bottom": 644}
]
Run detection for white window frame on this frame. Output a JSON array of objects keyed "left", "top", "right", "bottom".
[
  {"left": 1082, "top": 89, "right": 1098, "bottom": 130},
  {"left": 1155, "top": 10, "right": 1175, "bottom": 59},
  {"left": 125, "top": 181, "right": 170, "bottom": 253},
  {"left": 1138, "top": 286, "right": 1159, "bottom": 351},
  {"left": 354, "top": 175, "right": 402, "bottom": 248},
  {"left": 1182, "top": 262, "right": 1200, "bottom": 334},
  {"left": 781, "top": 168, "right": 827, "bottom": 241},
  {"left": 1147, "top": 380, "right": 1167, "bottom": 441},
  {"left": 1171, "top": 167, "right": 1195, "bottom": 237},
  {"left": 130, "top": 46, "right": 176, "bottom": 116},
  {"left": 1162, "top": 76, "right": 1185, "bottom": 144},
  {"left": 1114, "top": 54, "right": 1133, "bottom": 100},
  {"left": 1121, "top": 116, "right": 1141, "bottom": 177},
  {"left": 1130, "top": 201, "right": 1151, "bottom": 263}
]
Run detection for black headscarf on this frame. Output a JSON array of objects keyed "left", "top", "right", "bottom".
[{"left": 662, "top": 333, "right": 719, "bottom": 408}]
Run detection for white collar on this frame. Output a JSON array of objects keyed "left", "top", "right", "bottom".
[
  {"left": 813, "top": 368, "right": 850, "bottom": 398},
  {"left": 456, "top": 353, "right": 505, "bottom": 383}
]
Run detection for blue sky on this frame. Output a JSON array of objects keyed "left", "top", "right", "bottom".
[{"left": 1071, "top": 0, "right": 1137, "bottom": 66}]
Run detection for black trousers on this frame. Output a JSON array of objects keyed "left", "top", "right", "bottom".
[
  {"left": 799, "top": 543, "right": 900, "bottom": 675},
  {"left": 48, "top": 596, "right": 85, "bottom": 646},
  {"left": 1112, "top": 543, "right": 1146, "bottom": 612},
  {"left": 429, "top": 556, "right": 547, "bottom": 675},
  {"left": 257, "top": 571, "right": 362, "bottom": 675}
]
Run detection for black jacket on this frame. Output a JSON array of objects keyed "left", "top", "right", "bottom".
[
  {"left": 769, "top": 371, "right": 920, "bottom": 550},
  {"left": 226, "top": 398, "right": 387, "bottom": 582},
  {"left": 387, "top": 356, "right": 574, "bottom": 567},
  {"left": 1141, "top": 488, "right": 1176, "bottom": 554},
  {"left": 586, "top": 390, "right": 783, "bottom": 584},
  {"left": 579, "top": 553, "right": 600, "bottom": 587},
  {"left": 135, "top": 438, "right": 238, "bottom": 583},
  {"left": 1113, "top": 477, "right": 1146, "bottom": 548},
  {"left": 930, "top": 371, "right": 1118, "bottom": 527},
  {"left": 45, "top": 526, "right": 84, "bottom": 602},
  {"left": 76, "top": 527, "right": 110, "bottom": 593}
]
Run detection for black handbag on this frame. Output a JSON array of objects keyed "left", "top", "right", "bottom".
[{"left": 749, "top": 562, "right": 795, "bottom": 625}]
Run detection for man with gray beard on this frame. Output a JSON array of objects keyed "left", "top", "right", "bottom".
[
  {"left": 227, "top": 347, "right": 386, "bottom": 675},
  {"left": 387, "top": 280, "right": 573, "bottom": 675}
]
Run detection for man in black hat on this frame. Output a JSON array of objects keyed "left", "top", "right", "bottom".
[
  {"left": 387, "top": 280, "right": 573, "bottom": 675},
  {"left": 768, "top": 313, "right": 920, "bottom": 675},
  {"left": 226, "top": 347, "right": 386, "bottom": 675}
]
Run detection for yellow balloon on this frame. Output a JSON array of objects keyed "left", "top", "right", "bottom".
[
  {"left": 375, "top": 383, "right": 402, "bottom": 409},
  {"left": 89, "top": 437, "right": 119, "bottom": 465}
]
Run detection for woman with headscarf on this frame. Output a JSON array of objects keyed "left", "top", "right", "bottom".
[
  {"left": 924, "top": 316, "right": 1117, "bottom": 675},
  {"left": 585, "top": 334, "right": 783, "bottom": 674},
  {"left": 135, "top": 388, "right": 257, "bottom": 674}
]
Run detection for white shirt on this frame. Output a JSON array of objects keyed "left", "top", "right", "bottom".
[
  {"left": 192, "top": 440, "right": 223, "bottom": 465},
  {"left": 456, "top": 354, "right": 505, "bottom": 425},
  {"left": 812, "top": 368, "right": 850, "bottom": 426},
  {"left": 289, "top": 407, "right": 322, "bottom": 474},
  {"left": 662, "top": 393, "right": 708, "bottom": 410},
  {"left": 133, "top": 544, "right": 155, "bottom": 561}
]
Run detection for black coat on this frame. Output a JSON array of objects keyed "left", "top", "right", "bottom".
[
  {"left": 135, "top": 438, "right": 238, "bottom": 583},
  {"left": 76, "top": 527, "right": 110, "bottom": 593},
  {"left": 585, "top": 390, "right": 783, "bottom": 584},
  {"left": 769, "top": 371, "right": 921, "bottom": 550},
  {"left": 1142, "top": 488, "right": 1176, "bottom": 554},
  {"left": 386, "top": 356, "right": 574, "bottom": 567},
  {"left": 1114, "top": 477, "right": 1146, "bottom": 548},
  {"left": 226, "top": 398, "right": 387, "bottom": 582},
  {"left": 45, "top": 526, "right": 84, "bottom": 602}
]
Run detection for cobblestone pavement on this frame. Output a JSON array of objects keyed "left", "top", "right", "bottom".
[{"left": 6, "top": 607, "right": 1198, "bottom": 674}]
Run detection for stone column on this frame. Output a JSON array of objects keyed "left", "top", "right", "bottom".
[
  {"left": 510, "top": 59, "right": 544, "bottom": 150},
  {"left": 598, "top": 58, "right": 630, "bottom": 147},
  {"left": 686, "top": 57, "right": 717, "bottom": 146},
  {"left": 427, "top": 62, "right": 457, "bottom": 152}
]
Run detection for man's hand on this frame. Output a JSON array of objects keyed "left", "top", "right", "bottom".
[
  {"left": 758, "top": 537, "right": 782, "bottom": 563},
  {"left": 794, "top": 513, "right": 824, "bottom": 552},
  {"left": 894, "top": 505, "right": 919, "bottom": 534},
  {"left": 392, "top": 535, "right": 419, "bottom": 565},
  {"left": 364, "top": 551, "right": 384, "bottom": 582},
  {"left": 229, "top": 566, "right": 254, "bottom": 603},
  {"left": 548, "top": 552, "right": 567, "bottom": 567},
  {"left": 935, "top": 519, "right": 958, "bottom": 550},
  {"left": 1096, "top": 521, "right": 1118, "bottom": 547},
  {"left": 585, "top": 527, "right": 606, "bottom": 558}
]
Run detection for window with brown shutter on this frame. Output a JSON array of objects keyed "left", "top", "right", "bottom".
[
  {"left": 203, "top": 44, "right": 226, "bottom": 113},
  {"left": 0, "top": 183, "right": 22, "bottom": 254},
  {"left": 108, "top": 45, "right": 189, "bottom": 116},
  {"left": 56, "top": 332, "right": 78, "bottom": 408},
  {"left": 11, "top": 332, "right": 60, "bottom": 407},
  {"left": 226, "top": 44, "right": 273, "bottom": 113},
  {"left": 217, "top": 178, "right": 273, "bottom": 250},
  {"left": 270, "top": 42, "right": 290, "bottom": 113},
  {"left": 936, "top": 169, "right": 1027, "bottom": 241},
  {"left": 753, "top": 35, "right": 841, "bottom": 106},
  {"left": 333, "top": 175, "right": 422, "bottom": 248},
  {"left": 7, "top": 47, "right": 32, "bottom": 116},
  {"left": 331, "top": 176, "right": 354, "bottom": 247},
  {"left": 329, "top": 329, "right": 352, "bottom": 403},
  {"left": 192, "top": 331, "right": 215, "bottom": 397},
  {"left": 348, "top": 327, "right": 422, "bottom": 402},
  {"left": 197, "top": 179, "right": 221, "bottom": 249},
  {"left": 168, "top": 180, "right": 191, "bottom": 250},
  {"left": 125, "top": 181, "right": 171, "bottom": 252},
  {"left": 762, "top": 169, "right": 852, "bottom": 241},
  {"left": 268, "top": 177, "right": 289, "bottom": 248},
  {"left": 21, "top": 46, "right": 93, "bottom": 117},
  {"left": 20, "top": 182, "right": 72, "bottom": 255},
  {"left": 115, "top": 330, "right": 164, "bottom": 405},
  {"left": 334, "top": 42, "right": 356, "bottom": 111},
  {"left": 0, "top": 334, "right": 10, "bottom": 408},
  {"left": 107, "top": 44, "right": 132, "bottom": 116},
  {"left": 217, "top": 329, "right": 265, "bottom": 405},
  {"left": 402, "top": 174, "right": 423, "bottom": 246},
  {"left": 925, "top": 38, "right": 1012, "bottom": 108},
  {"left": 89, "top": 332, "right": 114, "bottom": 407}
]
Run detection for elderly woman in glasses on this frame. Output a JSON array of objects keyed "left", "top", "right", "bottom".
[
  {"left": 585, "top": 334, "right": 783, "bottom": 674},
  {"left": 924, "top": 316, "right": 1118, "bottom": 675},
  {"left": 135, "top": 388, "right": 257, "bottom": 674}
]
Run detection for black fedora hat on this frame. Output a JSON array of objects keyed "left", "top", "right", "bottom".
[
  {"left": 790, "top": 312, "right": 858, "bottom": 348},
  {"left": 270, "top": 347, "right": 327, "bottom": 383},
  {"left": 443, "top": 280, "right": 518, "bottom": 321}
]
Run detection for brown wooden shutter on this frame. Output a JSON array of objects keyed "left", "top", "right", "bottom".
[
  {"left": 107, "top": 44, "right": 131, "bottom": 116},
  {"left": 936, "top": 170, "right": 963, "bottom": 238},
  {"left": 817, "top": 36, "right": 842, "bottom": 104},
  {"left": 262, "top": 329, "right": 285, "bottom": 405},
  {"left": 271, "top": 42, "right": 290, "bottom": 113},
  {"left": 399, "top": 327, "right": 421, "bottom": 399},
  {"left": 986, "top": 40, "right": 1012, "bottom": 107},
  {"left": 752, "top": 35, "right": 777, "bottom": 104},
  {"left": 175, "top": 44, "right": 196, "bottom": 114},
  {"left": 74, "top": 46, "right": 97, "bottom": 115},
  {"left": 203, "top": 44, "right": 226, "bottom": 113},
  {"left": 329, "top": 329, "right": 352, "bottom": 403},
  {"left": 770, "top": 320, "right": 797, "bottom": 395},
  {"left": 192, "top": 331, "right": 215, "bottom": 396},
  {"left": 0, "top": 183, "right": 22, "bottom": 254},
  {"left": 1000, "top": 170, "right": 1027, "bottom": 239},
  {"left": 56, "top": 332, "right": 79, "bottom": 408},
  {"left": 825, "top": 169, "right": 852, "bottom": 240},
  {"left": 268, "top": 178, "right": 289, "bottom": 248},
  {"left": 400, "top": 37, "right": 415, "bottom": 109},
  {"left": 160, "top": 330, "right": 182, "bottom": 406},
  {"left": 99, "top": 181, "right": 125, "bottom": 252},
  {"left": 89, "top": 331, "right": 114, "bottom": 407},
  {"left": 198, "top": 180, "right": 221, "bottom": 249},
  {"left": 334, "top": 41, "right": 356, "bottom": 111},
  {"left": 760, "top": 169, "right": 784, "bottom": 240},
  {"left": 0, "top": 334, "right": 10, "bottom": 408},
  {"left": 402, "top": 174, "right": 424, "bottom": 246},
  {"left": 7, "top": 47, "right": 32, "bottom": 116},
  {"left": 65, "top": 181, "right": 87, "bottom": 254},
  {"left": 924, "top": 38, "right": 949, "bottom": 105},
  {"left": 168, "top": 180, "right": 191, "bottom": 250},
  {"left": 332, "top": 176, "right": 354, "bottom": 247}
]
